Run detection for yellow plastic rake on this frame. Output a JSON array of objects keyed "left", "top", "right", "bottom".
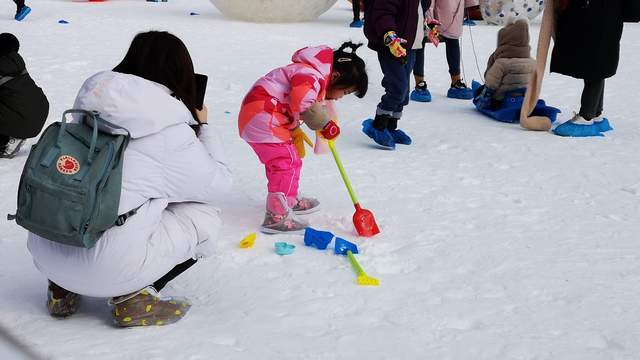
[{"left": 346, "top": 250, "right": 379, "bottom": 286}]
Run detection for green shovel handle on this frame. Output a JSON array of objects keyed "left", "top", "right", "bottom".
[
  {"left": 347, "top": 250, "right": 365, "bottom": 276},
  {"left": 328, "top": 140, "right": 359, "bottom": 205}
]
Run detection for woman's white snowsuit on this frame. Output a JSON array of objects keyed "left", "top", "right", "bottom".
[{"left": 27, "top": 71, "right": 233, "bottom": 297}]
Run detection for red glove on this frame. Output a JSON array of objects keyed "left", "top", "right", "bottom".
[{"left": 320, "top": 120, "right": 340, "bottom": 140}]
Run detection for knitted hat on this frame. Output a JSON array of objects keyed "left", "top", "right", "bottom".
[{"left": 0, "top": 33, "right": 20, "bottom": 56}]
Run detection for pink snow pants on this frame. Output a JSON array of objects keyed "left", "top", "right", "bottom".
[{"left": 249, "top": 142, "right": 302, "bottom": 208}]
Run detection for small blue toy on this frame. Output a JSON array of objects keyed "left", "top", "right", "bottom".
[
  {"left": 58, "top": 19, "right": 69, "bottom": 24},
  {"left": 334, "top": 237, "right": 358, "bottom": 255},
  {"left": 304, "top": 227, "right": 334, "bottom": 250},
  {"left": 274, "top": 242, "right": 295, "bottom": 256}
]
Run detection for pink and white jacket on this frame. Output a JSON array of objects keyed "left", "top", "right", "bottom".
[
  {"left": 428, "top": 0, "right": 479, "bottom": 39},
  {"left": 238, "top": 45, "right": 333, "bottom": 144}
]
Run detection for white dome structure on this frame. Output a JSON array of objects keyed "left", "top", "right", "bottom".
[
  {"left": 210, "top": 0, "right": 339, "bottom": 23},
  {"left": 480, "top": 0, "right": 545, "bottom": 25}
]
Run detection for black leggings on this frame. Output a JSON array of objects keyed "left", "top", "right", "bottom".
[
  {"left": 414, "top": 36, "right": 461, "bottom": 78},
  {"left": 13, "top": 0, "right": 25, "bottom": 9},
  {"left": 579, "top": 79, "right": 605, "bottom": 120},
  {"left": 152, "top": 258, "right": 198, "bottom": 292},
  {"left": 352, "top": 0, "right": 360, "bottom": 21}
]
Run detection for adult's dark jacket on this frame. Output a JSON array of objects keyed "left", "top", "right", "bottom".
[
  {"left": 0, "top": 51, "right": 49, "bottom": 139},
  {"left": 363, "top": 0, "right": 431, "bottom": 53},
  {"left": 550, "top": 0, "right": 624, "bottom": 80}
]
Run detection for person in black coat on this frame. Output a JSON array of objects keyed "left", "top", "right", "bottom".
[
  {"left": 0, "top": 33, "right": 49, "bottom": 158},
  {"left": 550, "top": 0, "right": 624, "bottom": 123}
]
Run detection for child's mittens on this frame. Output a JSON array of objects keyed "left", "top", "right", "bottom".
[
  {"left": 291, "top": 127, "right": 307, "bottom": 158},
  {"left": 384, "top": 31, "right": 407, "bottom": 58},
  {"left": 320, "top": 120, "right": 340, "bottom": 140},
  {"left": 426, "top": 19, "right": 441, "bottom": 47}
]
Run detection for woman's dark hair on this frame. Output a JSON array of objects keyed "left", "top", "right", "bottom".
[
  {"left": 113, "top": 31, "right": 199, "bottom": 122},
  {"left": 332, "top": 42, "right": 368, "bottom": 98}
]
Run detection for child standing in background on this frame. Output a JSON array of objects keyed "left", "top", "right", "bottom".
[
  {"left": 412, "top": 0, "right": 478, "bottom": 101},
  {"left": 239, "top": 42, "right": 368, "bottom": 234},
  {"left": 362, "top": 0, "right": 430, "bottom": 150}
]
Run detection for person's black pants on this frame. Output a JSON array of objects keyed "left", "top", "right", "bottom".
[
  {"left": 152, "top": 258, "right": 198, "bottom": 292},
  {"left": 13, "top": 0, "right": 25, "bottom": 10},
  {"left": 414, "top": 36, "right": 461, "bottom": 79},
  {"left": 579, "top": 78, "right": 605, "bottom": 120},
  {"left": 352, "top": 0, "right": 360, "bottom": 21}
]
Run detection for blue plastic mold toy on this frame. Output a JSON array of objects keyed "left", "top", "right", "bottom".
[
  {"left": 275, "top": 242, "right": 295, "bottom": 256},
  {"left": 334, "top": 237, "right": 359, "bottom": 256},
  {"left": 304, "top": 227, "right": 334, "bottom": 250}
]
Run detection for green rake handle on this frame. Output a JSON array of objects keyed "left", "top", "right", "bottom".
[{"left": 346, "top": 250, "right": 364, "bottom": 275}]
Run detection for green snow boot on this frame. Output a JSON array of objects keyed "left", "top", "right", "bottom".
[
  {"left": 109, "top": 286, "right": 191, "bottom": 327},
  {"left": 47, "top": 281, "right": 80, "bottom": 318}
]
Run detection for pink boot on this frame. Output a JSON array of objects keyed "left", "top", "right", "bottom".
[
  {"left": 261, "top": 192, "right": 308, "bottom": 234},
  {"left": 292, "top": 196, "right": 320, "bottom": 215}
]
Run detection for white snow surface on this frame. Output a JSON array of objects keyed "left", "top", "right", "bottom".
[{"left": 1, "top": 1, "right": 639, "bottom": 359}]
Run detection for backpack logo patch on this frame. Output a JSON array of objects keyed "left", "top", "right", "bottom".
[{"left": 56, "top": 155, "right": 80, "bottom": 175}]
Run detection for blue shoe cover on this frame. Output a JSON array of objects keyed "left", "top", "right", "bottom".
[
  {"left": 447, "top": 86, "right": 474, "bottom": 100},
  {"left": 15, "top": 6, "right": 31, "bottom": 21},
  {"left": 304, "top": 227, "right": 334, "bottom": 250},
  {"left": 595, "top": 118, "right": 613, "bottom": 132},
  {"left": 553, "top": 121, "right": 603, "bottom": 137},
  {"left": 389, "top": 129, "right": 412, "bottom": 145},
  {"left": 362, "top": 119, "right": 395, "bottom": 149},
  {"left": 410, "top": 88, "right": 432, "bottom": 102},
  {"left": 334, "top": 237, "right": 359, "bottom": 256},
  {"left": 274, "top": 242, "right": 295, "bottom": 256},
  {"left": 349, "top": 20, "right": 363, "bottom": 28}
]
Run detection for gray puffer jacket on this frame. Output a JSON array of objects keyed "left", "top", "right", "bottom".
[{"left": 484, "top": 18, "right": 535, "bottom": 100}]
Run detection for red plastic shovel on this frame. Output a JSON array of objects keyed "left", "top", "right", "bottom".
[{"left": 327, "top": 140, "right": 380, "bottom": 237}]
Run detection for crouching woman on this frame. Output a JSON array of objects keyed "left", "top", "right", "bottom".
[{"left": 27, "top": 31, "right": 232, "bottom": 327}]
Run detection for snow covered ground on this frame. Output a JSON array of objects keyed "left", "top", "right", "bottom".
[{"left": 1, "top": 1, "right": 639, "bottom": 359}]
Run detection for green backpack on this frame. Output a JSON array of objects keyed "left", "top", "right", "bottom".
[{"left": 12, "top": 109, "right": 130, "bottom": 248}]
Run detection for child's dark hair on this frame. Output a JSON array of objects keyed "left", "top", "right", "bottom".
[{"left": 332, "top": 42, "right": 368, "bottom": 98}]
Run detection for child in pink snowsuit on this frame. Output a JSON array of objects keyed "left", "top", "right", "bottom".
[{"left": 239, "top": 42, "right": 368, "bottom": 234}]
